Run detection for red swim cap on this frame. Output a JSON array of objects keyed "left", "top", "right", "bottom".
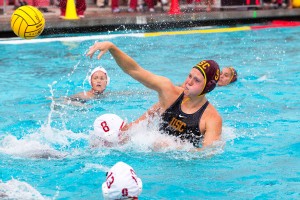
[{"left": 193, "top": 60, "right": 220, "bottom": 95}]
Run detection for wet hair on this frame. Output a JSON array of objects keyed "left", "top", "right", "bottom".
[
  {"left": 229, "top": 67, "right": 238, "bottom": 83},
  {"left": 193, "top": 60, "right": 220, "bottom": 95}
]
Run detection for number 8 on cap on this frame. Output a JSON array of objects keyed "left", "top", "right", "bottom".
[{"left": 93, "top": 114, "right": 126, "bottom": 143}]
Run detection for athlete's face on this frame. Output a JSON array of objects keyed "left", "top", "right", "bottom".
[
  {"left": 183, "top": 68, "right": 206, "bottom": 96},
  {"left": 91, "top": 71, "right": 108, "bottom": 93},
  {"left": 218, "top": 67, "right": 232, "bottom": 86}
]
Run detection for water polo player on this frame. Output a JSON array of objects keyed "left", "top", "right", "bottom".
[
  {"left": 86, "top": 41, "right": 222, "bottom": 150},
  {"left": 69, "top": 66, "right": 110, "bottom": 103},
  {"left": 217, "top": 66, "right": 238, "bottom": 86}
]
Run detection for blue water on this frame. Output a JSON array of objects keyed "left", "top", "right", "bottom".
[{"left": 0, "top": 25, "right": 299, "bottom": 199}]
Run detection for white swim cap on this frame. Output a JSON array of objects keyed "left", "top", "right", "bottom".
[
  {"left": 102, "top": 162, "right": 143, "bottom": 200},
  {"left": 93, "top": 114, "right": 126, "bottom": 143},
  {"left": 88, "top": 66, "right": 110, "bottom": 86}
]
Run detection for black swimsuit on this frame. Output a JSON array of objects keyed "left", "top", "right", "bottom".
[
  {"left": 69, "top": 97, "right": 88, "bottom": 104},
  {"left": 159, "top": 93, "right": 209, "bottom": 147}
]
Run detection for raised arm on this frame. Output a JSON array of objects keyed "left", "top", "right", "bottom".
[
  {"left": 86, "top": 41, "right": 182, "bottom": 109},
  {"left": 87, "top": 41, "right": 168, "bottom": 93}
]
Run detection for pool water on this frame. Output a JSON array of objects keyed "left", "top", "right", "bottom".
[{"left": 0, "top": 25, "right": 299, "bottom": 199}]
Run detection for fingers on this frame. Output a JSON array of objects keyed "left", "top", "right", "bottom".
[
  {"left": 86, "top": 42, "right": 99, "bottom": 58},
  {"left": 86, "top": 51, "right": 94, "bottom": 59},
  {"left": 97, "top": 50, "right": 106, "bottom": 60},
  {"left": 86, "top": 41, "right": 110, "bottom": 59},
  {"left": 86, "top": 42, "right": 103, "bottom": 59},
  {"left": 86, "top": 46, "right": 95, "bottom": 58}
]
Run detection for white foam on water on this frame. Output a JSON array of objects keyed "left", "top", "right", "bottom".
[
  {"left": 0, "top": 98, "right": 238, "bottom": 159},
  {"left": 0, "top": 134, "right": 67, "bottom": 159},
  {"left": 81, "top": 163, "right": 110, "bottom": 173},
  {"left": 39, "top": 124, "right": 89, "bottom": 147},
  {"left": 257, "top": 75, "right": 268, "bottom": 81},
  {"left": 125, "top": 126, "right": 227, "bottom": 160},
  {"left": 256, "top": 75, "right": 280, "bottom": 83},
  {"left": 128, "top": 124, "right": 193, "bottom": 152},
  {"left": 0, "top": 179, "right": 48, "bottom": 200},
  {"left": 222, "top": 126, "right": 238, "bottom": 144},
  {"left": 0, "top": 123, "right": 90, "bottom": 159},
  {"left": 90, "top": 117, "right": 237, "bottom": 159}
]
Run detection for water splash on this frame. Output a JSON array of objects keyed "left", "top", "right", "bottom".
[
  {"left": 0, "top": 134, "right": 67, "bottom": 159},
  {"left": 81, "top": 163, "right": 110, "bottom": 173},
  {"left": 88, "top": 118, "right": 236, "bottom": 160},
  {"left": 0, "top": 179, "right": 48, "bottom": 200},
  {"left": 46, "top": 81, "right": 58, "bottom": 129}
]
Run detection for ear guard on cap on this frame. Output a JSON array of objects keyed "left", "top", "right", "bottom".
[
  {"left": 201, "top": 75, "right": 219, "bottom": 95},
  {"left": 193, "top": 60, "right": 220, "bottom": 95}
]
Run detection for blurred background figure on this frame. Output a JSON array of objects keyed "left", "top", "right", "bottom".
[
  {"left": 204, "top": 0, "right": 214, "bottom": 11},
  {"left": 96, "top": 0, "right": 108, "bottom": 7},
  {"left": 137, "top": 0, "right": 157, "bottom": 12},
  {"left": 217, "top": 66, "right": 238, "bottom": 86},
  {"left": 14, "top": 0, "right": 50, "bottom": 12},
  {"left": 111, "top": 0, "right": 137, "bottom": 13},
  {"left": 68, "top": 66, "right": 110, "bottom": 102}
]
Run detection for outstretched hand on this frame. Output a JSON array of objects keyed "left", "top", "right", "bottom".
[{"left": 86, "top": 41, "right": 113, "bottom": 60}]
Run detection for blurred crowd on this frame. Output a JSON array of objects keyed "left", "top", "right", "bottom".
[{"left": 0, "top": 0, "right": 298, "bottom": 18}]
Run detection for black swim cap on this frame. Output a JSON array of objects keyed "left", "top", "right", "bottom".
[{"left": 193, "top": 60, "right": 220, "bottom": 95}]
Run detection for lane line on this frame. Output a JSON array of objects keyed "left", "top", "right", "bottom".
[
  {"left": 1, "top": 21, "right": 299, "bottom": 44},
  {"left": 144, "top": 26, "right": 251, "bottom": 37}
]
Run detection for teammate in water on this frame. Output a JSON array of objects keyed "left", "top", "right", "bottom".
[
  {"left": 68, "top": 66, "right": 110, "bottom": 103},
  {"left": 217, "top": 66, "right": 237, "bottom": 86},
  {"left": 87, "top": 41, "right": 222, "bottom": 150},
  {"left": 102, "top": 161, "right": 142, "bottom": 200}
]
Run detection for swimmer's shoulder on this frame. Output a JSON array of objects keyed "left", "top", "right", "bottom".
[
  {"left": 68, "top": 91, "right": 106, "bottom": 103},
  {"left": 201, "top": 103, "right": 222, "bottom": 124},
  {"left": 68, "top": 92, "right": 92, "bottom": 103}
]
